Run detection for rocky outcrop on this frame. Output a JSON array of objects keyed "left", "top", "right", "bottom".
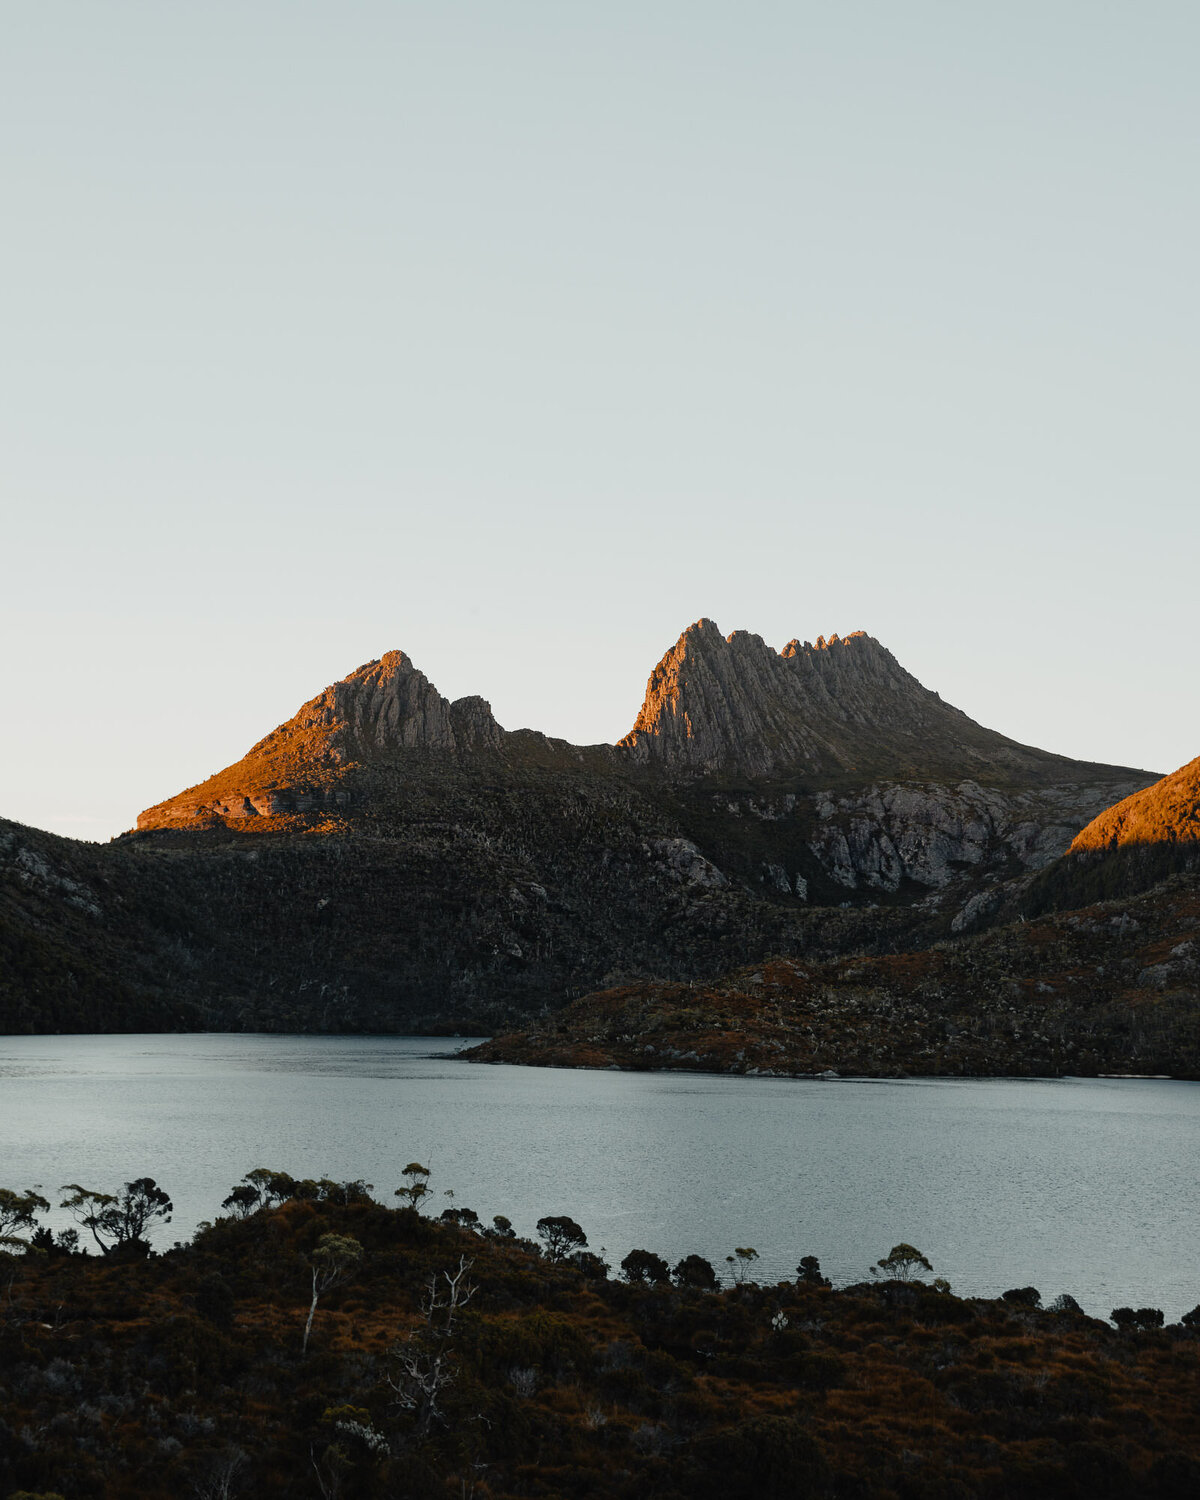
[
  {"left": 137, "top": 652, "right": 506, "bottom": 829},
  {"left": 292, "top": 652, "right": 506, "bottom": 757},
  {"left": 807, "top": 778, "right": 1152, "bottom": 895},
  {"left": 1070, "top": 755, "right": 1200, "bottom": 853},
  {"left": 618, "top": 620, "right": 1102, "bottom": 784}
]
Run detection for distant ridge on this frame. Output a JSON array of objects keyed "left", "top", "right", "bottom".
[{"left": 136, "top": 619, "right": 1150, "bottom": 829}]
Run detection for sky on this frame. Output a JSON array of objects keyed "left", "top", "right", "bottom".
[{"left": 2, "top": 2, "right": 1197, "bottom": 842}]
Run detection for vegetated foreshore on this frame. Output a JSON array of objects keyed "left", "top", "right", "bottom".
[
  {"left": 4, "top": 1170, "right": 1200, "bottom": 1499},
  {"left": 465, "top": 874, "right": 1200, "bottom": 1083}
]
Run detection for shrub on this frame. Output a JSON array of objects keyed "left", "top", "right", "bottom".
[
  {"left": 796, "top": 1255, "right": 830, "bottom": 1287},
  {"left": 689, "top": 1415, "right": 830, "bottom": 1499}
]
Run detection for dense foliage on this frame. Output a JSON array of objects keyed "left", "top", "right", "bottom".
[{"left": 4, "top": 1177, "right": 1200, "bottom": 1498}]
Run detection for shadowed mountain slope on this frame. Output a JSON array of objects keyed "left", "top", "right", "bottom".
[{"left": 469, "top": 872, "right": 1200, "bottom": 1080}]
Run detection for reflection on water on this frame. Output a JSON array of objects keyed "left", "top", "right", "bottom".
[{"left": 1, "top": 1033, "right": 1198, "bottom": 1320}]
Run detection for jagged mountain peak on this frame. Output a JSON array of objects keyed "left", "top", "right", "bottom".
[
  {"left": 619, "top": 619, "right": 989, "bottom": 779},
  {"left": 137, "top": 647, "right": 505, "bottom": 828},
  {"left": 136, "top": 620, "right": 1150, "bottom": 831},
  {"left": 248, "top": 647, "right": 504, "bottom": 761}
]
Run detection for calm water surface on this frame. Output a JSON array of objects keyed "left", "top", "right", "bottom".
[{"left": 2, "top": 1034, "right": 1197, "bottom": 1320}]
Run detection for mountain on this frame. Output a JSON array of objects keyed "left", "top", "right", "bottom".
[
  {"left": 137, "top": 621, "right": 1142, "bottom": 830},
  {"left": 1, "top": 621, "right": 1159, "bottom": 1035},
  {"left": 136, "top": 650, "right": 511, "bottom": 828},
  {"left": 620, "top": 620, "right": 1087, "bottom": 783}
]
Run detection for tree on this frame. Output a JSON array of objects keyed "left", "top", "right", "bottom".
[
  {"left": 726, "top": 1246, "right": 759, "bottom": 1285},
  {"left": 439, "top": 1206, "right": 480, "bottom": 1230},
  {"left": 621, "top": 1248, "right": 671, "bottom": 1285},
  {"left": 536, "top": 1215, "right": 587, "bottom": 1261},
  {"left": 572, "top": 1249, "right": 609, "bottom": 1280},
  {"left": 394, "top": 1162, "right": 432, "bottom": 1213},
  {"left": 388, "top": 1256, "right": 476, "bottom": 1438},
  {"left": 1112, "top": 1306, "right": 1164, "bottom": 1331},
  {"left": 0, "top": 1187, "right": 50, "bottom": 1253},
  {"left": 242, "top": 1168, "right": 296, "bottom": 1207},
  {"left": 871, "top": 1243, "right": 933, "bottom": 1281},
  {"left": 796, "top": 1255, "right": 830, "bottom": 1287},
  {"left": 318, "top": 1178, "right": 373, "bottom": 1205},
  {"left": 673, "top": 1254, "right": 720, "bottom": 1292},
  {"left": 59, "top": 1179, "right": 173, "bottom": 1256},
  {"left": 221, "top": 1183, "right": 261, "bottom": 1219},
  {"left": 1002, "top": 1286, "right": 1041, "bottom": 1308},
  {"left": 303, "top": 1234, "right": 363, "bottom": 1354}
]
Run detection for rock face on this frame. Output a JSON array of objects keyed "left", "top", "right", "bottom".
[
  {"left": 618, "top": 620, "right": 1095, "bottom": 783},
  {"left": 298, "top": 652, "right": 505, "bottom": 757},
  {"left": 137, "top": 651, "right": 506, "bottom": 828},
  {"left": 1070, "top": 756, "right": 1200, "bottom": 853},
  {"left": 808, "top": 779, "right": 1149, "bottom": 894}
]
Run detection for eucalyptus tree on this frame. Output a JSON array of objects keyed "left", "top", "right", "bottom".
[
  {"left": 303, "top": 1234, "right": 364, "bottom": 1354},
  {"left": 59, "top": 1179, "right": 172, "bottom": 1255},
  {"left": 0, "top": 1187, "right": 49, "bottom": 1253}
]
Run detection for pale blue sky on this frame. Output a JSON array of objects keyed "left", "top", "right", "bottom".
[{"left": 2, "top": 2, "right": 1197, "bottom": 840}]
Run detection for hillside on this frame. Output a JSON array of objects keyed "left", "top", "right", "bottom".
[
  {"left": 467, "top": 874, "right": 1200, "bottom": 1079},
  {"left": 6, "top": 1185, "right": 1200, "bottom": 1498},
  {"left": 1071, "top": 755, "right": 1200, "bottom": 853}
]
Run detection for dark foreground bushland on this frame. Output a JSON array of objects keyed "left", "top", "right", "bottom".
[{"left": 4, "top": 1193, "right": 1200, "bottom": 1499}]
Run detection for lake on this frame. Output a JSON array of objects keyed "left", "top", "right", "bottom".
[{"left": 1, "top": 1033, "right": 1197, "bottom": 1320}]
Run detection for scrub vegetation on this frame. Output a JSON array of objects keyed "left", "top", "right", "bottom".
[
  {"left": 3, "top": 1174, "right": 1200, "bottom": 1498},
  {"left": 470, "top": 874, "right": 1200, "bottom": 1079}
]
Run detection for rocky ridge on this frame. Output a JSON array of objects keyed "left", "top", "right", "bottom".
[
  {"left": 137, "top": 651, "right": 513, "bottom": 826},
  {"left": 134, "top": 623, "right": 1152, "bottom": 918},
  {"left": 619, "top": 620, "right": 1093, "bottom": 783}
]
